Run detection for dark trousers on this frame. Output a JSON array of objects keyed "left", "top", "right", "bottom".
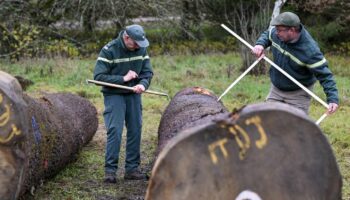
[{"left": 103, "top": 93, "right": 142, "bottom": 174}]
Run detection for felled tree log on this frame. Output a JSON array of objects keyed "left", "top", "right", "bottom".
[
  {"left": 146, "top": 88, "right": 342, "bottom": 200},
  {"left": 157, "top": 87, "right": 228, "bottom": 154},
  {"left": 0, "top": 71, "right": 98, "bottom": 199}
]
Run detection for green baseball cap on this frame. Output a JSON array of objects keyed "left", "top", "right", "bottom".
[
  {"left": 271, "top": 12, "right": 300, "bottom": 27},
  {"left": 125, "top": 24, "right": 149, "bottom": 48}
]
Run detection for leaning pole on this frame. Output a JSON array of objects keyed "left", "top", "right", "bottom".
[
  {"left": 146, "top": 87, "right": 342, "bottom": 200},
  {"left": 0, "top": 71, "right": 98, "bottom": 199}
]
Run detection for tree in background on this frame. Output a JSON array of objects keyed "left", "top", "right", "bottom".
[
  {"left": 0, "top": 0, "right": 153, "bottom": 59},
  {"left": 288, "top": 0, "right": 350, "bottom": 53},
  {"left": 180, "top": 0, "right": 204, "bottom": 40},
  {"left": 0, "top": 0, "right": 348, "bottom": 60},
  {"left": 201, "top": 0, "right": 274, "bottom": 75}
]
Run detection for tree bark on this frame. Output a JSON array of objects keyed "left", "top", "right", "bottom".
[
  {"left": 157, "top": 87, "right": 228, "bottom": 155},
  {"left": 269, "top": 0, "right": 287, "bottom": 30},
  {"left": 147, "top": 88, "right": 342, "bottom": 200},
  {"left": 0, "top": 71, "right": 98, "bottom": 199}
]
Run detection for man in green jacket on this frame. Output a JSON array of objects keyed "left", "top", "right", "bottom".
[
  {"left": 94, "top": 24, "right": 153, "bottom": 183},
  {"left": 252, "top": 12, "right": 338, "bottom": 115}
]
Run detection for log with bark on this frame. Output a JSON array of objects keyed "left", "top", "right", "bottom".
[
  {"left": 0, "top": 71, "right": 98, "bottom": 199},
  {"left": 146, "top": 87, "right": 342, "bottom": 200},
  {"left": 157, "top": 87, "right": 228, "bottom": 154}
]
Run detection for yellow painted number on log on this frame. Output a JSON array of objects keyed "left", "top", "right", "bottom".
[
  {"left": 0, "top": 124, "right": 21, "bottom": 144},
  {"left": 0, "top": 93, "right": 21, "bottom": 143},
  {"left": 245, "top": 116, "right": 267, "bottom": 149},
  {"left": 0, "top": 93, "right": 11, "bottom": 127},
  {"left": 229, "top": 125, "right": 251, "bottom": 160},
  {"left": 209, "top": 115, "right": 268, "bottom": 163},
  {"left": 208, "top": 138, "right": 228, "bottom": 164}
]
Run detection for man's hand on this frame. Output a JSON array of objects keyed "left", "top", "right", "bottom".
[
  {"left": 251, "top": 45, "right": 265, "bottom": 57},
  {"left": 133, "top": 84, "right": 145, "bottom": 94},
  {"left": 327, "top": 103, "right": 338, "bottom": 115},
  {"left": 123, "top": 70, "right": 138, "bottom": 82}
]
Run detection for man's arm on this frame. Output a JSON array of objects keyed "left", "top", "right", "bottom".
[
  {"left": 308, "top": 53, "right": 339, "bottom": 114},
  {"left": 252, "top": 30, "right": 272, "bottom": 57},
  {"left": 137, "top": 52, "right": 153, "bottom": 90}
]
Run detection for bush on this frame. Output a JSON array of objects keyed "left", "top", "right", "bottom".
[
  {"left": 0, "top": 24, "right": 40, "bottom": 60},
  {"left": 331, "top": 42, "right": 350, "bottom": 56},
  {"left": 44, "top": 39, "right": 80, "bottom": 58},
  {"left": 149, "top": 37, "right": 237, "bottom": 56}
]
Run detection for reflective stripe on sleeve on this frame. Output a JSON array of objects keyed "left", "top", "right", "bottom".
[
  {"left": 271, "top": 41, "right": 326, "bottom": 68},
  {"left": 97, "top": 55, "right": 150, "bottom": 63}
]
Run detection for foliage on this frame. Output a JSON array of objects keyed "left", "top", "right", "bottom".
[
  {"left": 44, "top": 40, "right": 80, "bottom": 58},
  {"left": 199, "top": 0, "right": 274, "bottom": 74},
  {"left": 0, "top": 24, "right": 40, "bottom": 60},
  {"left": 149, "top": 38, "right": 237, "bottom": 56},
  {"left": 287, "top": 0, "right": 350, "bottom": 51},
  {"left": 0, "top": 0, "right": 349, "bottom": 60},
  {"left": 332, "top": 42, "right": 350, "bottom": 56}
]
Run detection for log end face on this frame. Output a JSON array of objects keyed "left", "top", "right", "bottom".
[
  {"left": 0, "top": 72, "right": 28, "bottom": 199},
  {"left": 0, "top": 88, "right": 26, "bottom": 145},
  {"left": 0, "top": 71, "right": 23, "bottom": 96},
  {"left": 148, "top": 102, "right": 342, "bottom": 200},
  {"left": 0, "top": 147, "right": 25, "bottom": 199}
]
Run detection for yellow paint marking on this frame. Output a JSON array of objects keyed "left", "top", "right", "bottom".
[
  {"left": 0, "top": 104, "right": 10, "bottom": 127},
  {"left": 229, "top": 126, "right": 250, "bottom": 160},
  {"left": 0, "top": 124, "right": 21, "bottom": 144},
  {"left": 208, "top": 138, "right": 228, "bottom": 164},
  {"left": 246, "top": 116, "right": 267, "bottom": 149},
  {"left": 219, "top": 123, "right": 227, "bottom": 129},
  {"left": 234, "top": 125, "right": 251, "bottom": 149},
  {"left": 211, "top": 115, "right": 268, "bottom": 164}
]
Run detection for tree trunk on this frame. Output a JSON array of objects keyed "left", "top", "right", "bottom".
[
  {"left": 180, "top": 0, "right": 204, "bottom": 40},
  {"left": 147, "top": 88, "right": 342, "bottom": 200},
  {"left": 232, "top": 0, "right": 271, "bottom": 75},
  {"left": 157, "top": 87, "right": 228, "bottom": 155},
  {"left": 270, "top": 0, "right": 287, "bottom": 30},
  {"left": 0, "top": 71, "right": 98, "bottom": 199}
]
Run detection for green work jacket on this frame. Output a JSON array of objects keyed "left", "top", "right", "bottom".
[
  {"left": 256, "top": 25, "right": 339, "bottom": 104},
  {"left": 94, "top": 30, "right": 153, "bottom": 95}
]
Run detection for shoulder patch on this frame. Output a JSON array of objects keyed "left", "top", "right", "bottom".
[{"left": 103, "top": 40, "right": 117, "bottom": 50}]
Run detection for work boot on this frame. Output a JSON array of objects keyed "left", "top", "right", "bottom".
[
  {"left": 124, "top": 169, "right": 149, "bottom": 180},
  {"left": 103, "top": 172, "right": 117, "bottom": 184}
]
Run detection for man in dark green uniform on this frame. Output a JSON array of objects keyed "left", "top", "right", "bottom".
[
  {"left": 94, "top": 24, "right": 153, "bottom": 183},
  {"left": 252, "top": 12, "right": 338, "bottom": 115}
]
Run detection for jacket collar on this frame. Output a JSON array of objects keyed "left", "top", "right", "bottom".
[{"left": 118, "top": 30, "right": 128, "bottom": 51}]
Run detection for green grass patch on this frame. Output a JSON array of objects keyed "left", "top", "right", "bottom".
[{"left": 1, "top": 52, "right": 349, "bottom": 199}]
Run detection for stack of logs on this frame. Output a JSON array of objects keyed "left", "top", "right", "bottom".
[
  {"left": 0, "top": 71, "right": 98, "bottom": 199},
  {"left": 146, "top": 87, "right": 342, "bottom": 200}
]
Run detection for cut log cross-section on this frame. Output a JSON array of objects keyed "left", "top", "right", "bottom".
[
  {"left": 146, "top": 87, "right": 342, "bottom": 200},
  {"left": 0, "top": 71, "right": 98, "bottom": 199}
]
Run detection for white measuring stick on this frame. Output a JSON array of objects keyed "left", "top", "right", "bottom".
[
  {"left": 221, "top": 24, "right": 328, "bottom": 109},
  {"left": 86, "top": 79, "right": 169, "bottom": 97},
  {"left": 316, "top": 113, "right": 328, "bottom": 125},
  {"left": 218, "top": 55, "right": 263, "bottom": 101}
]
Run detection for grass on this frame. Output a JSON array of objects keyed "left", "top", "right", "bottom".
[{"left": 1, "top": 52, "right": 349, "bottom": 199}]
